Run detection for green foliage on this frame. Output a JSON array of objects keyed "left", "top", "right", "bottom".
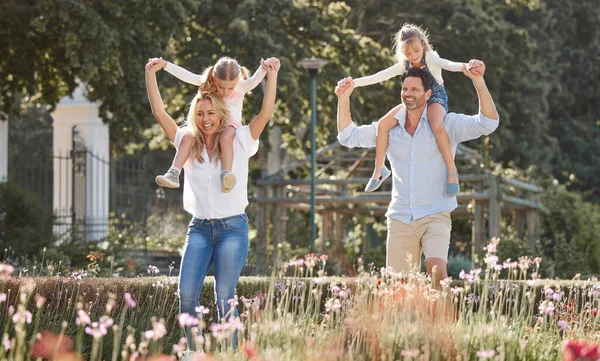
[
  {"left": 3, "top": 0, "right": 600, "bottom": 268},
  {"left": 447, "top": 253, "right": 472, "bottom": 279},
  {"left": 0, "top": 181, "right": 54, "bottom": 258},
  {"left": 537, "top": 184, "right": 600, "bottom": 278},
  {"left": 0, "top": 0, "right": 192, "bottom": 151}
]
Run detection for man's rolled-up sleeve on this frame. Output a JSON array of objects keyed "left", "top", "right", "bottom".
[
  {"left": 337, "top": 123, "right": 378, "bottom": 148},
  {"left": 447, "top": 112, "right": 499, "bottom": 144}
]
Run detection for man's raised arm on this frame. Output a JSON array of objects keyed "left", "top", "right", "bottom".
[
  {"left": 335, "top": 78, "right": 403, "bottom": 149},
  {"left": 336, "top": 78, "right": 354, "bottom": 134},
  {"left": 446, "top": 60, "right": 500, "bottom": 144},
  {"left": 465, "top": 60, "right": 499, "bottom": 120}
]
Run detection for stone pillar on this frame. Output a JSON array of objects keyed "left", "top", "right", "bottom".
[
  {"left": 0, "top": 121, "right": 7, "bottom": 182},
  {"left": 51, "top": 83, "right": 110, "bottom": 241}
]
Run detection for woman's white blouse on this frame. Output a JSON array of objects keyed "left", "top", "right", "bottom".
[{"left": 173, "top": 125, "right": 259, "bottom": 219}]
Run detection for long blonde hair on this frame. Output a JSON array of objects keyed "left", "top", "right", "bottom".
[
  {"left": 184, "top": 91, "right": 232, "bottom": 164},
  {"left": 198, "top": 57, "right": 250, "bottom": 94},
  {"left": 392, "top": 23, "right": 433, "bottom": 64}
]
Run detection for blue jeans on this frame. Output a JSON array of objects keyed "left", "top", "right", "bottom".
[{"left": 178, "top": 214, "right": 249, "bottom": 350}]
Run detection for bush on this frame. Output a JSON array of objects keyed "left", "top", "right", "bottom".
[
  {"left": 0, "top": 181, "right": 54, "bottom": 258},
  {"left": 447, "top": 253, "right": 472, "bottom": 279},
  {"left": 538, "top": 184, "right": 600, "bottom": 278}
]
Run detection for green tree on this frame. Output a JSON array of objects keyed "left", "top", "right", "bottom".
[
  {"left": 538, "top": 183, "right": 600, "bottom": 278},
  {"left": 0, "top": 0, "right": 192, "bottom": 152}
]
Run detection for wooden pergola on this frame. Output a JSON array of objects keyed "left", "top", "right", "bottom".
[{"left": 253, "top": 141, "right": 547, "bottom": 272}]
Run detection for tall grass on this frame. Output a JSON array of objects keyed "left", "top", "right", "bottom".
[{"left": 1, "top": 238, "right": 599, "bottom": 360}]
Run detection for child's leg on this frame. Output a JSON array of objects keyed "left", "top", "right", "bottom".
[
  {"left": 427, "top": 103, "right": 458, "bottom": 193},
  {"left": 220, "top": 126, "right": 236, "bottom": 172},
  {"left": 156, "top": 133, "right": 193, "bottom": 188},
  {"left": 372, "top": 112, "right": 400, "bottom": 179},
  {"left": 220, "top": 126, "right": 237, "bottom": 193},
  {"left": 173, "top": 133, "right": 193, "bottom": 170}
]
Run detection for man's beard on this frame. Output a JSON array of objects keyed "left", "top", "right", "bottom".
[{"left": 402, "top": 95, "right": 427, "bottom": 110}]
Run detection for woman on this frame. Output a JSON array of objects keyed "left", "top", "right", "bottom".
[{"left": 145, "top": 56, "right": 279, "bottom": 357}]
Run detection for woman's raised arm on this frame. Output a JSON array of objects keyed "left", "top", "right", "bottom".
[
  {"left": 145, "top": 61, "right": 178, "bottom": 142},
  {"left": 248, "top": 58, "right": 279, "bottom": 140}
]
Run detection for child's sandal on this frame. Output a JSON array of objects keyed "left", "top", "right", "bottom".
[
  {"left": 365, "top": 166, "right": 392, "bottom": 192},
  {"left": 446, "top": 171, "right": 460, "bottom": 196}
]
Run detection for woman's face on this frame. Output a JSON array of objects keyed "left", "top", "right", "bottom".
[{"left": 195, "top": 98, "right": 223, "bottom": 136}]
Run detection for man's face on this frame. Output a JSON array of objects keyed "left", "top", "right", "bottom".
[{"left": 401, "top": 76, "right": 431, "bottom": 110}]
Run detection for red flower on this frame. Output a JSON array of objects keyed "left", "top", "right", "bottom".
[
  {"left": 30, "top": 330, "right": 74, "bottom": 359},
  {"left": 241, "top": 340, "right": 258, "bottom": 360},
  {"left": 127, "top": 259, "right": 136, "bottom": 271},
  {"left": 563, "top": 339, "right": 600, "bottom": 361},
  {"left": 591, "top": 308, "right": 598, "bottom": 317}
]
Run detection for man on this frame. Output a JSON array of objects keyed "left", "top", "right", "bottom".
[{"left": 335, "top": 60, "right": 499, "bottom": 287}]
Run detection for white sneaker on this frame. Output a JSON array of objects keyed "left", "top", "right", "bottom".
[
  {"left": 156, "top": 168, "right": 180, "bottom": 188},
  {"left": 221, "top": 171, "right": 236, "bottom": 193}
]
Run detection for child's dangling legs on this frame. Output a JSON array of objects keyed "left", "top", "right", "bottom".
[
  {"left": 220, "top": 125, "right": 237, "bottom": 193},
  {"left": 364, "top": 112, "right": 400, "bottom": 192},
  {"left": 428, "top": 102, "right": 459, "bottom": 196},
  {"left": 156, "top": 132, "right": 193, "bottom": 188}
]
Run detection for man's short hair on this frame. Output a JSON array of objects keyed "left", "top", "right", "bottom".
[{"left": 401, "top": 67, "right": 433, "bottom": 92}]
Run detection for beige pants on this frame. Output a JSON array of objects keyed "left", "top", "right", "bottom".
[{"left": 386, "top": 211, "right": 452, "bottom": 273}]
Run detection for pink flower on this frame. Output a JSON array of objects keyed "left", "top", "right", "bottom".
[
  {"left": 558, "top": 320, "right": 570, "bottom": 331},
  {"left": 85, "top": 325, "right": 107, "bottom": 338},
  {"left": 76, "top": 310, "right": 90, "bottom": 326},
  {"left": 147, "top": 265, "right": 160, "bottom": 275},
  {"left": 124, "top": 293, "right": 137, "bottom": 308},
  {"left": 0, "top": 263, "right": 15, "bottom": 277},
  {"left": 227, "top": 298, "right": 239, "bottom": 307},
  {"left": 0, "top": 293, "right": 6, "bottom": 302},
  {"left": 483, "top": 238, "right": 499, "bottom": 253},
  {"left": 3, "top": 334, "right": 11, "bottom": 350},
  {"left": 304, "top": 254, "right": 318, "bottom": 268},
  {"left": 172, "top": 337, "right": 187, "bottom": 353},
  {"left": 484, "top": 255, "right": 498, "bottom": 266},
  {"left": 84, "top": 316, "right": 112, "bottom": 338},
  {"left": 520, "top": 339, "right": 527, "bottom": 350},
  {"left": 99, "top": 315, "right": 114, "bottom": 328},
  {"left": 401, "top": 349, "right": 420, "bottom": 357},
  {"left": 12, "top": 306, "right": 32, "bottom": 324},
  {"left": 195, "top": 306, "right": 210, "bottom": 315},
  {"left": 145, "top": 321, "right": 167, "bottom": 340},
  {"left": 325, "top": 298, "right": 341, "bottom": 313},
  {"left": 476, "top": 349, "right": 496, "bottom": 358},
  {"left": 178, "top": 313, "right": 199, "bottom": 327},
  {"left": 538, "top": 301, "right": 555, "bottom": 316},
  {"left": 35, "top": 294, "right": 46, "bottom": 308}
]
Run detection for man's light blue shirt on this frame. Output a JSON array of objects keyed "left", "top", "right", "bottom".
[{"left": 337, "top": 106, "right": 499, "bottom": 224}]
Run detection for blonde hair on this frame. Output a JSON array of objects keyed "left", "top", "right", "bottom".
[
  {"left": 392, "top": 23, "right": 433, "bottom": 63},
  {"left": 184, "top": 91, "right": 232, "bottom": 164},
  {"left": 198, "top": 57, "right": 250, "bottom": 94}
]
